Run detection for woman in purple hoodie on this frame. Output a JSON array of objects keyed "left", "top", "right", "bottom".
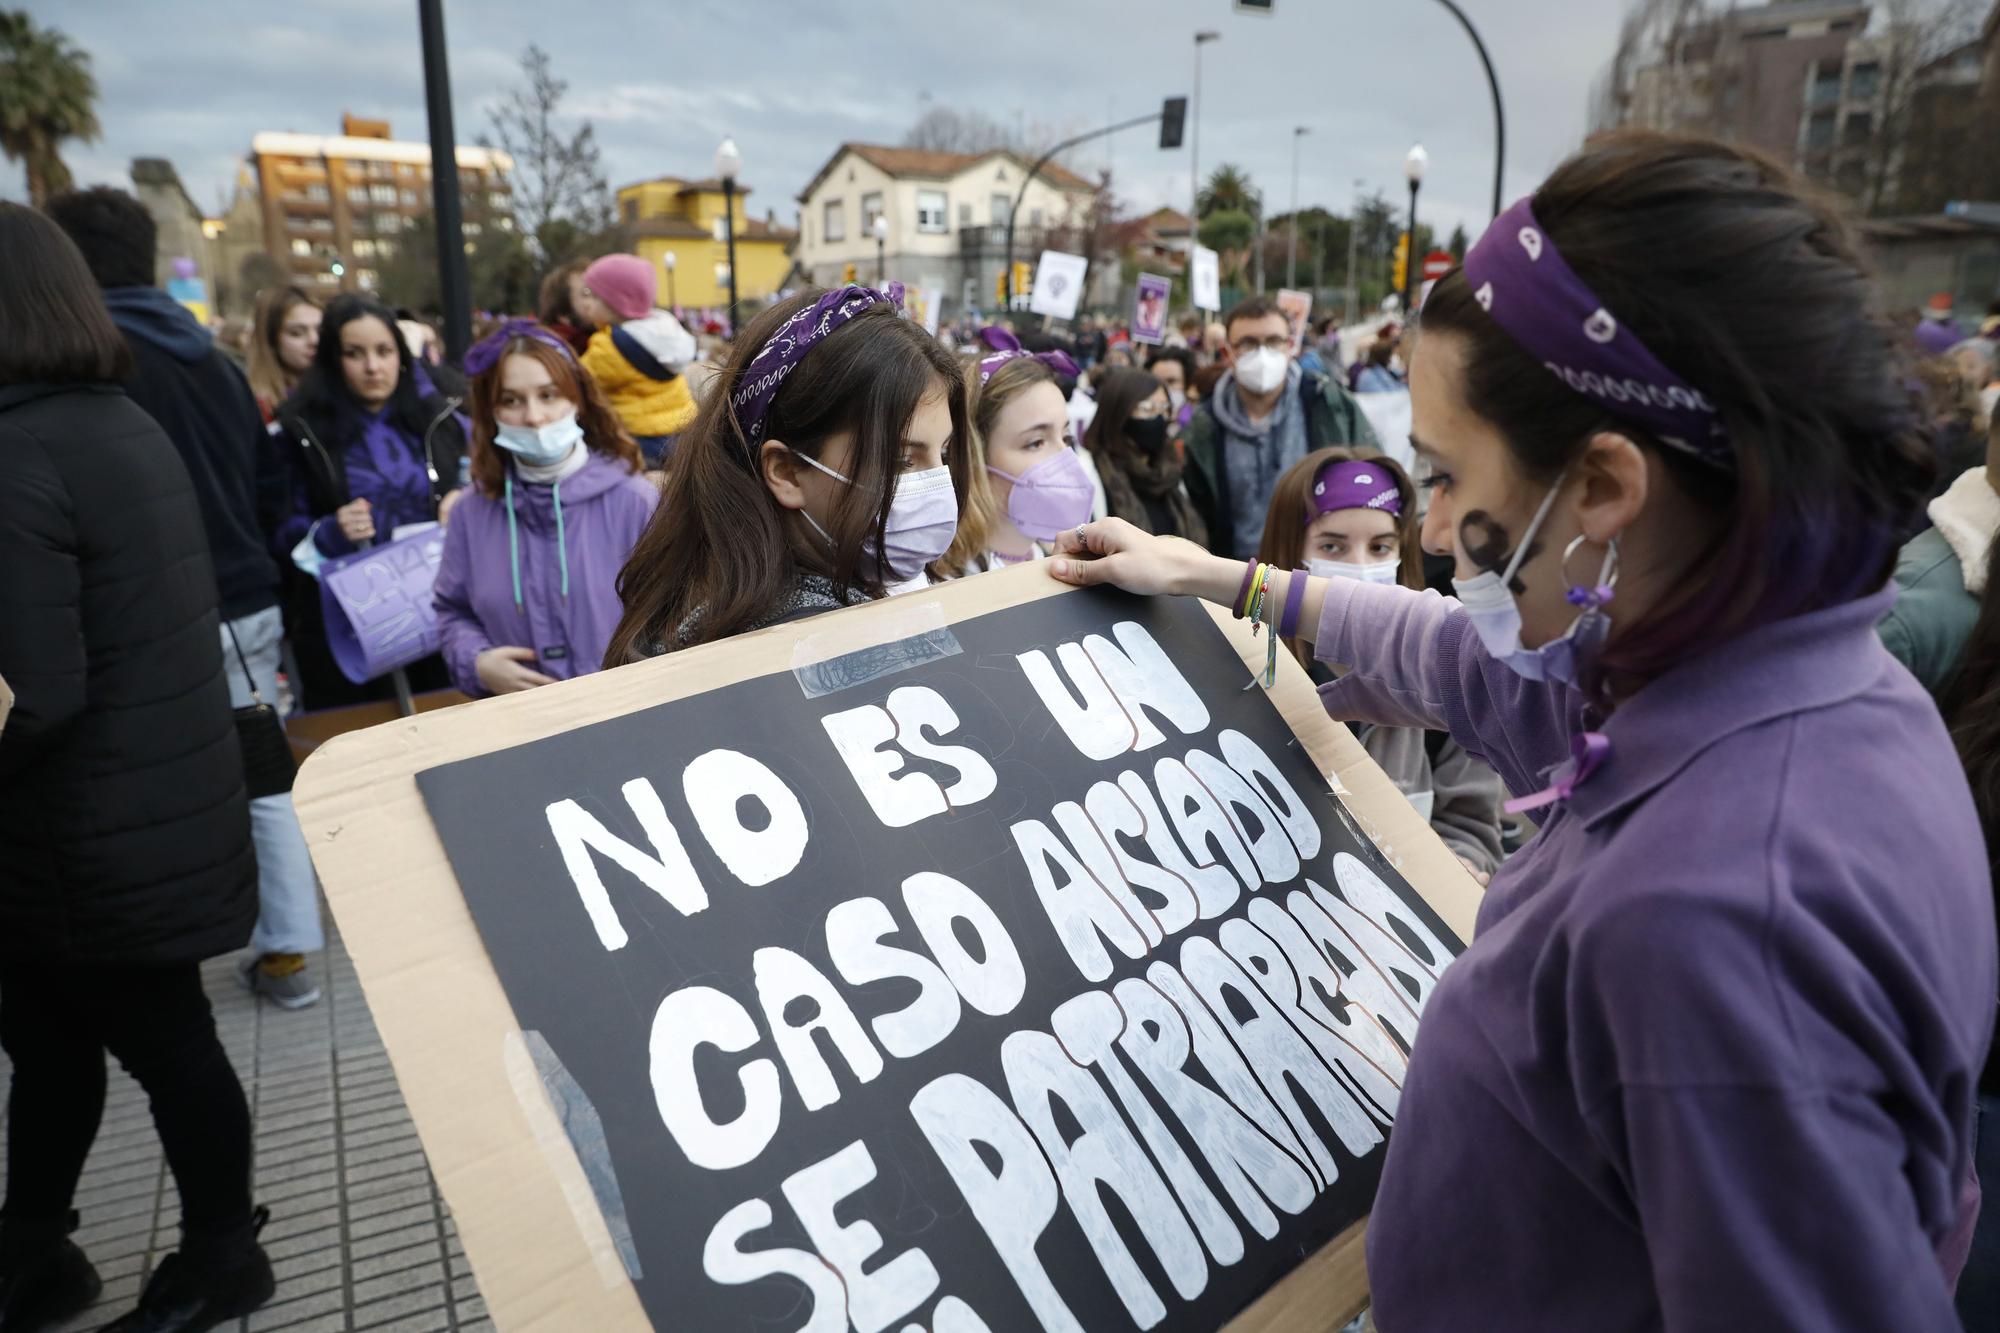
[{"left": 434, "top": 321, "right": 657, "bottom": 697}]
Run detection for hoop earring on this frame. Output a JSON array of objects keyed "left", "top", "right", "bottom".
[{"left": 1561, "top": 533, "right": 1619, "bottom": 610}]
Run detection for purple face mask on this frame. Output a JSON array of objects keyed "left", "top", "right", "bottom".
[
  {"left": 793, "top": 452, "right": 959, "bottom": 584},
  {"left": 987, "top": 448, "right": 1094, "bottom": 542}
]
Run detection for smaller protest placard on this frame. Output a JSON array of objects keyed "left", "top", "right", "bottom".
[
  {"left": 1190, "top": 246, "right": 1221, "bottom": 313},
  {"left": 319, "top": 525, "right": 448, "bottom": 684},
  {"left": 1276, "top": 288, "right": 1313, "bottom": 355},
  {"left": 1132, "top": 273, "right": 1171, "bottom": 344},
  {"left": 1028, "top": 250, "right": 1088, "bottom": 321}
]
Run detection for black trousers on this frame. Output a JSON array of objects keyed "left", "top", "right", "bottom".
[{"left": 0, "top": 959, "right": 253, "bottom": 1239}]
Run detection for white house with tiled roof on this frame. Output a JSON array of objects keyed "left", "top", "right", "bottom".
[{"left": 794, "top": 143, "right": 1098, "bottom": 316}]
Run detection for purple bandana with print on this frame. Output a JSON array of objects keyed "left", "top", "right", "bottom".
[
  {"left": 464, "top": 318, "right": 575, "bottom": 377},
  {"left": 1462, "top": 196, "right": 1731, "bottom": 467},
  {"left": 976, "top": 326, "right": 1080, "bottom": 384},
  {"left": 733, "top": 283, "right": 904, "bottom": 444},
  {"left": 1311, "top": 458, "right": 1403, "bottom": 517}
]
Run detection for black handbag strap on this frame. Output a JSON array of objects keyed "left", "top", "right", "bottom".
[{"left": 223, "top": 620, "right": 268, "bottom": 710}]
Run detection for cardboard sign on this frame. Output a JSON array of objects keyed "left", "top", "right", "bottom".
[
  {"left": 1275, "top": 289, "right": 1312, "bottom": 356},
  {"left": 1190, "top": 246, "right": 1222, "bottom": 314},
  {"left": 292, "top": 568, "right": 1484, "bottom": 1333},
  {"left": 1133, "top": 273, "right": 1172, "bottom": 345},
  {"left": 917, "top": 286, "right": 945, "bottom": 335},
  {"left": 1029, "top": 250, "right": 1089, "bottom": 321},
  {"left": 319, "top": 525, "right": 448, "bottom": 684}
]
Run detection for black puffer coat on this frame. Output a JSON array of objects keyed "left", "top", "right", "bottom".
[{"left": 0, "top": 383, "right": 255, "bottom": 964}]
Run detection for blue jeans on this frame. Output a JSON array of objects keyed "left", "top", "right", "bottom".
[{"left": 219, "top": 607, "right": 325, "bottom": 957}]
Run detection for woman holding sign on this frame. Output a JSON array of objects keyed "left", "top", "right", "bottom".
[
  {"left": 433, "top": 321, "right": 658, "bottom": 696},
  {"left": 607, "top": 283, "right": 967, "bottom": 657},
  {"left": 1049, "top": 133, "right": 1994, "bottom": 1328}
]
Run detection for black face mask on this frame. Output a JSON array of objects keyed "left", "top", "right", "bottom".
[{"left": 1125, "top": 415, "right": 1169, "bottom": 454}]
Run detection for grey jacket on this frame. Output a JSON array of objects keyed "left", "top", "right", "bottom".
[{"left": 1356, "top": 722, "right": 1507, "bottom": 876}]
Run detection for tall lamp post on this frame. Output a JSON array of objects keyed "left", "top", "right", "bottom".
[
  {"left": 662, "top": 250, "right": 677, "bottom": 313},
  {"left": 1189, "top": 30, "right": 1221, "bottom": 239},
  {"left": 714, "top": 136, "right": 742, "bottom": 330},
  {"left": 1286, "top": 124, "right": 1310, "bottom": 290},
  {"left": 872, "top": 214, "right": 888, "bottom": 285},
  {"left": 1402, "top": 144, "right": 1427, "bottom": 317}
]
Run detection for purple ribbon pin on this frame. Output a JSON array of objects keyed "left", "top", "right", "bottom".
[{"left": 1504, "top": 730, "right": 1612, "bottom": 814}]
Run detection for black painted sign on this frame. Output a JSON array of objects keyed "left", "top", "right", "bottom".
[{"left": 416, "top": 589, "right": 1464, "bottom": 1333}]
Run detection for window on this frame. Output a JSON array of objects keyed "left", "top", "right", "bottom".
[
  {"left": 290, "top": 238, "right": 311, "bottom": 256},
  {"left": 823, "top": 199, "right": 845, "bottom": 242},
  {"left": 307, "top": 217, "right": 331, "bottom": 234},
  {"left": 1810, "top": 61, "right": 1842, "bottom": 107},
  {"left": 958, "top": 201, "right": 972, "bottom": 225},
  {"left": 303, "top": 183, "right": 328, "bottom": 202},
  {"left": 376, "top": 213, "right": 402, "bottom": 234},
  {"left": 623, "top": 198, "right": 638, "bottom": 223},
  {"left": 376, "top": 239, "right": 396, "bottom": 258},
  {"left": 356, "top": 268, "right": 377, "bottom": 288},
  {"left": 1848, "top": 61, "right": 1880, "bottom": 101},
  {"left": 351, "top": 238, "right": 377, "bottom": 258},
  {"left": 348, "top": 185, "right": 369, "bottom": 205},
  {"left": 1842, "top": 111, "right": 1873, "bottom": 147},
  {"left": 861, "top": 190, "right": 884, "bottom": 236},
  {"left": 1806, "top": 109, "right": 1837, "bottom": 151},
  {"left": 1028, "top": 207, "right": 1044, "bottom": 228},
  {"left": 495, "top": 216, "right": 514, "bottom": 232},
  {"left": 370, "top": 183, "right": 397, "bottom": 205},
  {"left": 464, "top": 221, "right": 482, "bottom": 237},
  {"left": 916, "top": 190, "right": 948, "bottom": 233},
  {"left": 402, "top": 190, "right": 419, "bottom": 207},
  {"left": 715, "top": 262, "right": 732, "bottom": 287},
  {"left": 990, "top": 193, "right": 1011, "bottom": 225}
]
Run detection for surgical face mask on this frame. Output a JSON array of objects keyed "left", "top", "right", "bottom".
[
  {"left": 1233, "top": 346, "right": 1290, "bottom": 395},
  {"left": 493, "top": 412, "right": 584, "bottom": 468},
  {"left": 793, "top": 452, "right": 959, "bottom": 584},
  {"left": 987, "top": 447, "right": 1094, "bottom": 543},
  {"left": 1167, "top": 388, "right": 1187, "bottom": 412},
  {"left": 1449, "top": 481, "right": 1617, "bottom": 686},
  {"left": 1307, "top": 557, "right": 1399, "bottom": 586}
]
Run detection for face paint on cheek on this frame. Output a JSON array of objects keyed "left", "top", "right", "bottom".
[{"left": 1458, "top": 511, "right": 1540, "bottom": 596}]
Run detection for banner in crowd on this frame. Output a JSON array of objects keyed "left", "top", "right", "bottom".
[
  {"left": 399, "top": 584, "right": 1468, "bottom": 1332},
  {"left": 1028, "top": 250, "right": 1089, "bottom": 321},
  {"left": 319, "top": 524, "right": 448, "bottom": 684},
  {"left": 1276, "top": 288, "right": 1312, "bottom": 355},
  {"left": 1132, "top": 273, "right": 1171, "bottom": 345},
  {"left": 1190, "top": 246, "right": 1222, "bottom": 314}
]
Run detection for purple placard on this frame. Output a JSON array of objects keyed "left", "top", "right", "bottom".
[
  {"left": 319, "top": 526, "right": 448, "bottom": 684},
  {"left": 1132, "top": 272, "right": 1171, "bottom": 345}
]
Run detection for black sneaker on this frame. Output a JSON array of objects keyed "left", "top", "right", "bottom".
[
  {"left": 96, "top": 1207, "right": 274, "bottom": 1333},
  {"left": 0, "top": 1227, "right": 101, "bottom": 1332}
]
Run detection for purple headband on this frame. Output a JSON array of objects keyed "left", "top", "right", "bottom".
[
  {"left": 1311, "top": 459, "right": 1403, "bottom": 517},
  {"left": 733, "top": 283, "right": 903, "bottom": 444},
  {"left": 463, "top": 319, "right": 574, "bottom": 378},
  {"left": 1462, "top": 196, "right": 1731, "bottom": 468},
  {"left": 976, "top": 326, "right": 1080, "bottom": 384}
]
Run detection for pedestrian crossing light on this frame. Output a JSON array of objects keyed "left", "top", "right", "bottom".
[
  {"left": 843, "top": 262, "right": 857, "bottom": 284},
  {"left": 1392, "top": 233, "right": 1410, "bottom": 295}
]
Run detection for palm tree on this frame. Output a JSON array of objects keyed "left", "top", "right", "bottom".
[
  {"left": 1197, "top": 164, "right": 1260, "bottom": 222},
  {"left": 0, "top": 11, "right": 102, "bottom": 206}
]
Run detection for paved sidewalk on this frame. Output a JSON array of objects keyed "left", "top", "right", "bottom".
[{"left": 0, "top": 920, "right": 489, "bottom": 1332}]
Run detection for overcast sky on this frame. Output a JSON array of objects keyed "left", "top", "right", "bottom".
[{"left": 9, "top": 0, "right": 1627, "bottom": 245}]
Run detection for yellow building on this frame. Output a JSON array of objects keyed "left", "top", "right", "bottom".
[{"left": 616, "top": 175, "right": 797, "bottom": 312}]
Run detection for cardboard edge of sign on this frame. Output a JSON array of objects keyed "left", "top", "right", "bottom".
[{"left": 291, "top": 562, "right": 1483, "bottom": 1332}]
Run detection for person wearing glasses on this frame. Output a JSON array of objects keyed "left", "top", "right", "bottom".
[{"left": 1181, "top": 295, "right": 1377, "bottom": 558}]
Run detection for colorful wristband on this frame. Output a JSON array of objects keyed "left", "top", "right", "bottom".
[
  {"left": 1234, "top": 561, "right": 1259, "bottom": 620},
  {"left": 1279, "top": 570, "right": 1307, "bottom": 640}
]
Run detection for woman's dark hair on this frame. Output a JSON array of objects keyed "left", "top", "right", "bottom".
[
  {"left": 0, "top": 202, "right": 132, "bottom": 384},
  {"left": 538, "top": 258, "right": 590, "bottom": 326},
  {"left": 1418, "top": 131, "right": 1933, "bottom": 698},
  {"left": 464, "top": 330, "right": 638, "bottom": 497},
  {"left": 1084, "top": 367, "right": 1170, "bottom": 462},
  {"left": 1147, "top": 346, "right": 1196, "bottom": 383},
  {"left": 286, "top": 294, "right": 444, "bottom": 453},
  {"left": 1941, "top": 531, "right": 2000, "bottom": 895},
  {"left": 1367, "top": 338, "right": 1396, "bottom": 369},
  {"left": 1258, "top": 445, "right": 1425, "bottom": 664},
  {"left": 41, "top": 186, "right": 156, "bottom": 289},
  {"left": 607, "top": 290, "right": 968, "bottom": 661}
]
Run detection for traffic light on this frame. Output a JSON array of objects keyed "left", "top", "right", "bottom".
[
  {"left": 1159, "top": 96, "right": 1187, "bottom": 150},
  {"left": 842, "top": 262, "right": 857, "bottom": 285},
  {"left": 1012, "top": 261, "right": 1032, "bottom": 304},
  {"left": 1392, "top": 233, "right": 1410, "bottom": 295},
  {"left": 995, "top": 271, "right": 1008, "bottom": 306}
]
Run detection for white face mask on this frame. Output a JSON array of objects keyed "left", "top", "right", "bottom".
[
  {"left": 494, "top": 412, "right": 584, "bottom": 468},
  {"left": 1307, "top": 557, "right": 1399, "bottom": 585},
  {"left": 1449, "top": 479, "right": 1618, "bottom": 686},
  {"left": 1234, "top": 346, "right": 1290, "bottom": 395},
  {"left": 1167, "top": 388, "right": 1187, "bottom": 412}
]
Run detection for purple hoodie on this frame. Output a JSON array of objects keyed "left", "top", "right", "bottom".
[{"left": 432, "top": 451, "right": 658, "bottom": 696}]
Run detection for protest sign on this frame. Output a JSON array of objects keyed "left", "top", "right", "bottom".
[
  {"left": 1028, "top": 251, "right": 1089, "bottom": 321},
  {"left": 1275, "top": 289, "right": 1312, "bottom": 355},
  {"left": 1190, "top": 246, "right": 1221, "bottom": 313},
  {"left": 1133, "top": 273, "right": 1172, "bottom": 345},
  {"left": 318, "top": 524, "right": 448, "bottom": 684},
  {"left": 294, "top": 567, "right": 1483, "bottom": 1332}
]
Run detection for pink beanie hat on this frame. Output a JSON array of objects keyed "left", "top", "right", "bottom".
[{"left": 583, "top": 254, "right": 656, "bottom": 322}]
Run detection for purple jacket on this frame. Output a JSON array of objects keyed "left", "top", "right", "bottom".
[
  {"left": 1313, "top": 579, "right": 1993, "bottom": 1330},
  {"left": 432, "top": 452, "right": 657, "bottom": 697}
]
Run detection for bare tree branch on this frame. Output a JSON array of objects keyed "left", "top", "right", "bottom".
[{"left": 484, "top": 44, "right": 613, "bottom": 264}]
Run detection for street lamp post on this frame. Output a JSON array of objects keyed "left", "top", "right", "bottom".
[
  {"left": 1287, "top": 125, "right": 1310, "bottom": 290},
  {"left": 1189, "top": 30, "right": 1220, "bottom": 241},
  {"left": 1344, "top": 179, "right": 1362, "bottom": 326},
  {"left": 872, "top": 213, "right": 888, "bottom": 285},
  {"left": 714, "top": 136, "right": 742, "bottom": 331},
  {"left": 1402, "top": 144, "right": 1427, "bottom": 318},
  {"left": 662, "top": 250, "right": 677, "bottom": 313}
]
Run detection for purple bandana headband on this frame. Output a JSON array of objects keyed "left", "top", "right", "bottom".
[
  {"left": 976, "top": 326, "right": 1080, "bottom": 384},
  {"left": 1311, "top": 459, "right": 1403, "bottom": 517},
  {"left": 463, "top": 318, "right": 574, "bottom": 378},
  {"left": 733, "top": 283, "right": 903, "bottom": 444},
  {"left": 1462, "top": 197, "right": 1731, "bottom": 468}
]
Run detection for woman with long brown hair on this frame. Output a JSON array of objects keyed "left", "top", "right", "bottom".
[
  {"left": 1084, "top": 366, "right": 1205, "bottom": 543},
  {"left": 244, "top": 284, "right": 320, "bottom": 422},
  {"left": 1257, "top": 446, "right": 1504, "bottom": 881},
  {"left": 432, "top": 320, "right": 656, "bottom": 696},
  {"left": 607, "top": 284, "right": 966, "bottom": 659}
]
